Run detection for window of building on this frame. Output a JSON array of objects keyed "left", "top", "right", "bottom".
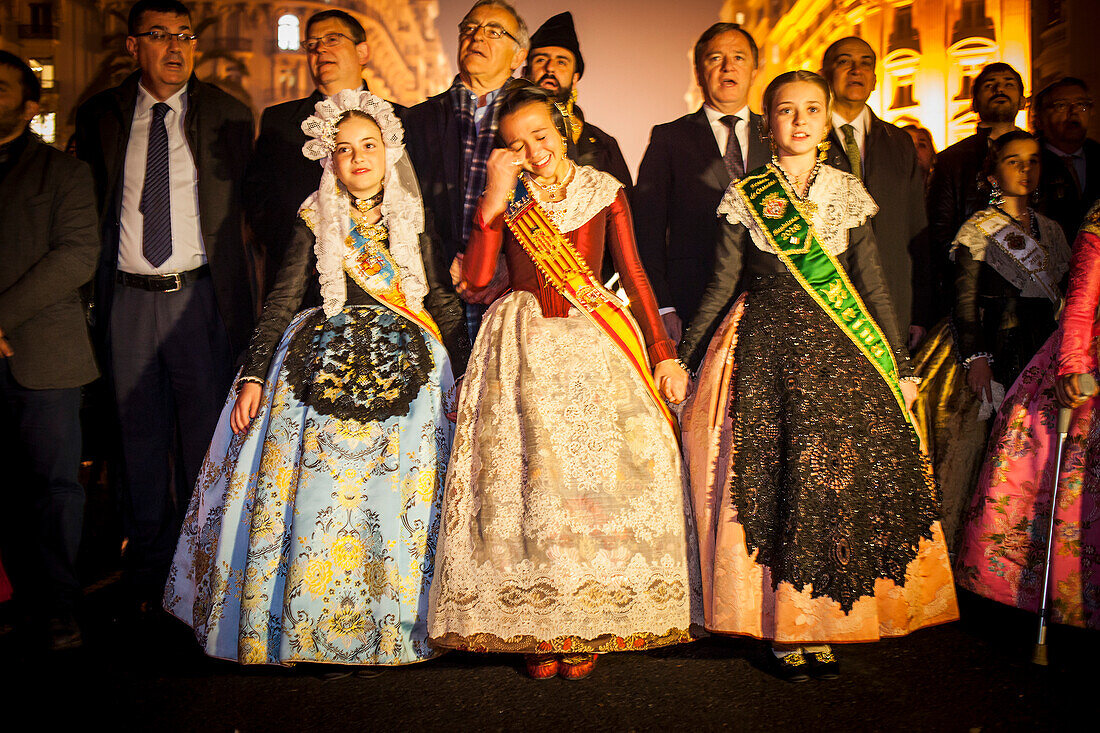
[
  {"left": 277, "top": 15, "right": 300, "bottom": 51},
  {"left": 27, "top": 58, "right": 55, "bottom": 90},
  {"left": 30, "top": 112, "right": 55, "bottom": 144},
  {"left": 29, "top": 3, "right": 53, "bottom": 31}
]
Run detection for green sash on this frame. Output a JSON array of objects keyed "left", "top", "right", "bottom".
[{"left": 737, "top": 165, "right": 911, "bottom": 422}]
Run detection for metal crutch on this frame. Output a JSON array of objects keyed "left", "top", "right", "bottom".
[{"left": 1032, "top": 372, "right": 1098, "bottom": 665}]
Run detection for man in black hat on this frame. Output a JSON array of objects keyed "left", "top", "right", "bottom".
[{"left": 524, "top": 11, "right": 632, "bottom": 193}]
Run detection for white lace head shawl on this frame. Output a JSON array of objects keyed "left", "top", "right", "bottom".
[{"left": 299, "top": 89, "right": 428, "bottom": 317}]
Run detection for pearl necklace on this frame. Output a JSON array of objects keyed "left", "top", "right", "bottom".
[{"left": 525, "top": 162, "right": 576, "bottom": 200}]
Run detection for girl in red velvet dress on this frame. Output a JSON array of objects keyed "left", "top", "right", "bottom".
[
  {"left": 427, "top": 83, "right": 697, "bottom": 680},
  {"left": 957, "top": 200, "right": 1100, "bottom": 629}
]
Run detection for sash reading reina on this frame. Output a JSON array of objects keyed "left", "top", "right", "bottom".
[
  {"left": 736, "top": 165, "right": 914, "bottom": 425},
  {"left": 504, "top": 179, "right": 678, "bottom": 436}
]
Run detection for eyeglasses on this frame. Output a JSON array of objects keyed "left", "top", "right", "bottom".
[
  {"left": 458, "top": 21, "right": 518, "bottom": 43},
  {"left": 132, "top": 30, "right": 198, "bottom": 43},
  {"left": 1047, "top": 100, "right": 1094, "bottom": 114},
  {"left": 304, "top": 32, "right": 353, "bottom": 52}
]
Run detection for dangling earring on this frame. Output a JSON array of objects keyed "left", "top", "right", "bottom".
[
  {"left": 989, "top": 181, "right": 1005, "bottom": 208},
  {"left": 817, "top": 139, "right": 830, "bottom": 163}
]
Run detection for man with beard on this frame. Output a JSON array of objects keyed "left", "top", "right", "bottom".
[
  {"left": 820, "top": 36, "right": 929, "bottom": 346},
  {"left": 75, "top": 0, "right": 254, "bottom": 614},
  {"left": 927, "top": 62, "right": 1024, "bottom": 314},
  {"left": 404, "top": 0, "right": 528, "bottom": 339},
  {"left": 0, "top": 51, "right": 99, "bottom": 650},
  {"left": 1033, "top": 77, "right": 1100, "bottom": 240},
  {"left": 524, "top": 12, "right": 631, "bottom": 193},
  {"left": 634, "top": 23, "right": 767, "bottom": 341},
  {"left": 244, "top": 10, "right": 382, "bottom": 298}
]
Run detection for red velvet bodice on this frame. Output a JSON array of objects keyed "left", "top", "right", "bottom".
[{"left": 465, "top": 189, "right": 675, "bottom": 365}]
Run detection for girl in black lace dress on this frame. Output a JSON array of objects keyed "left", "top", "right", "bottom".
[{"left": 678, "top": 71, "right": 958, "bottom": 682}]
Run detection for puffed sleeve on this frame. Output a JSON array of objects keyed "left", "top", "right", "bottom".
[
  {"left": 1058, "top": 230, "right": 1100, "bottom": 376},
  {"left": 677, "top": 218, "right": 747, "bottom": 371},
  {"left": 240, "top": 218, "right": 315, "bottom": 382},
  {"left": 604, "top": 189, "right": 676, "bottom": 365}
]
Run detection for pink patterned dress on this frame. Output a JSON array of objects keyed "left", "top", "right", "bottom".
[{"left": 956, "top": 208, "right": 1100, "bottom": 629}]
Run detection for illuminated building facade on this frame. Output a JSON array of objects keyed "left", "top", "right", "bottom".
[
  {"left": 0, "top": 0, "right": 450, "bottom": 146},
  {"left": 718, "top": 0, "right": 1033, "bottom": 149}
]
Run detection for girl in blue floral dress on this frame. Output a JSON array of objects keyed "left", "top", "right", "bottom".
[{"left": 162, "top": 90, "right": 469, "bottom": 667}]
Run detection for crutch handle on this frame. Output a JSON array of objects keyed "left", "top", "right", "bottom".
[
  {"left": 1058, "top": 373, "right": 1098, "bottom": 434},
  {"left": 1032, "top": 642, "right": 1049, "bottom": 666}
]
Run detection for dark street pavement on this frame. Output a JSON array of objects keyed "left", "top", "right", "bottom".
[{"left": 0, "top": 582, "right": 1086, "bottom": 731}]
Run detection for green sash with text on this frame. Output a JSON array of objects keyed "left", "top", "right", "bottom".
[{"left": 737, "top": 165, "right": 911, "bottom": 422}]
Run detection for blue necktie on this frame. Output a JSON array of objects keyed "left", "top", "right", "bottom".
[{"left": 141, "top": 102, "right": 172, "bottom": 267}]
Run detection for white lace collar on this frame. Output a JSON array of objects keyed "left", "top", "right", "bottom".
[
  {"left": 528, "top": 164, "right": 622, "bottom": 233},
  {"left": 717, "top": 163, "right": 878, "bottom": 256}
]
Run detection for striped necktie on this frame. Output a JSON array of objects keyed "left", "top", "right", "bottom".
[
  {"left": 141, "top": 102, "right": 172, "bottom": 267},
  {"left": 841, "top": 123, "right": 862, "bottom": 179},
  {"left": 721, "top": 115, "right": 745, "bottom": 180}
]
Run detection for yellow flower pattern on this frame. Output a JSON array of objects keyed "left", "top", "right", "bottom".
[{"left": 163, "top": 305, "right": 456, "bottom": 665}]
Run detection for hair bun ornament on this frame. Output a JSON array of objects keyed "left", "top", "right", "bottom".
[{"left": 300, "top": 88, "right": 405, "bottom": 163}]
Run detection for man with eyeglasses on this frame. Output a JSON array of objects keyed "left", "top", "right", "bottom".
[
  {"left": 74, "top": 0, "right": 254, "bottom": 618},
  {"left": 404, "top": 0, "right": 529, "bottom": 340},
  {"left": 1034, "top": 77, "right": 1100, "bottom": 241},
  {"left": 244, "top": 9, "right": 384, "bottom": 298}
]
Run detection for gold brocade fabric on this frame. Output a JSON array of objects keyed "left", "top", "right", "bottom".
[
  {"left": 911, "top": 319, "right": 990, "bottom": 553},
  {"left": 427, "top": 292, "right": 700, "bottom": 653}
]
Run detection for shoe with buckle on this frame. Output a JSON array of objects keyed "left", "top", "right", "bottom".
[
  {"left": 766, "top": 649, "right": 811, "bottom": 683},
  {"left": 805, "top": 649, "right": 840, "bottom": 679},
  {"left": 558, "top": 652, "right": 597, "bottom": 680},
  {"left": 525, "top": 653, "right": 559, "bottom": 680}
]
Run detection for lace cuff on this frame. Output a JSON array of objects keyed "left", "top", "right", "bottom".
[
  {"left": 237, "top": 376, "right": 265, "bottom": 389},
  {"left": 962, "top": 352, "right": 993, "bottom": 368}
]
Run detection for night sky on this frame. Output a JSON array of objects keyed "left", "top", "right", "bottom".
[{"left": 435, "top": 0, "right": 726, "bottom": 175}]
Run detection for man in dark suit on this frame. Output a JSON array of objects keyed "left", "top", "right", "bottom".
[
  {"left": 244, "top": 9, "right": 378, "bottom": 298},
  {"left": 1034, "top": 77, "right": 1100, "bottom": 241},
  {"left": 634, "top": 23, "right": 767, "bottom": 340},
  {"left": 821, "top": 36, "right": 929, "bottom": 346},
  {"left": 75, "top": 0, "right": 254, "bottom": 608},
  {"left": 0, "top": 52, "right": 100, "bottom": 650},
  {"left": 404, "top": 0, "right": 528, "bottom": 338},
  {"left": 523, "top": 12, "right": 632, "bottom": 193}
]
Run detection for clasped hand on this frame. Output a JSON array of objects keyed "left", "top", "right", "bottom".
[{"left": 655, "top": 359, "right": 689, "bottom": 404}]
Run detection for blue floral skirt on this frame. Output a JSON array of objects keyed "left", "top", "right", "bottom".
[{"left": 164, "top": 306, "right": 455, "bottom": 665}]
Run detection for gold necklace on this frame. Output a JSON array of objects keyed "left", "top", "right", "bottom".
[
  {"left": 354, "top": 188, "right": 384, "bottom": 215},
  {"left": 526, "top": 161, "right": 576, "bottom": 198}
]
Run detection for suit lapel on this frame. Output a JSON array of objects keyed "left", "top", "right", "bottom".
[
  {"left": 745, "top": 112, "right": 769, "bottom": 172},
  {"left": 0, "top": 135, "right": 40, "bottom": 207},
  {"left": 689, "top": 107, "right": 729, "bottom": 192},
  {"left": 108, "top": 74, "right": 140, "bottom": 220},
  {"left": 440, "top": 95, "right": 463, "bottom": 237}
]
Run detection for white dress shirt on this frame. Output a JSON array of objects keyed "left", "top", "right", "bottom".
[
  {"left": 703, "top": 103, "right": 751, "bottom": 167},
  {"left": 831, "top": 106, "right": 871, "bottom": 163},
  {"left": 118, "top": 81, "right": 207, "bottom": 276}
]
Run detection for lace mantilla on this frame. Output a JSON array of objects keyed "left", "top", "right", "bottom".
[
  {"left": 531, "top": 164, "right": 622, "bottom": 233},
  {"left": 298, "top": 89, "right": 428, "bottom": 317},
  {"left": 717, "top": 164, "right": 878, "bottom": 256}
]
